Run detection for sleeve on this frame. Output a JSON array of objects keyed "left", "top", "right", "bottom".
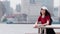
[
  {"left": 47, "top": 16, "right": 50, "bottom": 21},
  {"left": 38, "top": 16, "right": 41, "bottom": 22}
]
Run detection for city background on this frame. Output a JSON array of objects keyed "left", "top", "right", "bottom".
[{"left": 0, "top": 0, "right": 60, "bottom": 24}]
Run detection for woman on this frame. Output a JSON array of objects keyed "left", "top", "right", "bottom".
[{"left": 33, "top": 6, "right": 56, "bottom": 34}]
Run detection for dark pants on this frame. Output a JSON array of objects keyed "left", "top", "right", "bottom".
[{"left": 42, "top": 28, "right": 56, "bottom": 34}]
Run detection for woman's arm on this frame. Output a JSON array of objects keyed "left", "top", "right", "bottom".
[
  {"left": 35, "top": 21, "right": 38, "bottom": 25},
  {"left": 42, "top": 20, "right": 50, "bottom": 26},
  {"left": 33, "top": 21, "right": 42, "bottom": 28},
  {"left": 33, "top": 21, "right": 40, "bottom": 28},
  {"left": 33, "top": 16, "right": 41, "bottom": 28}
]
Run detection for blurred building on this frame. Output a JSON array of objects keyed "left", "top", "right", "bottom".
[
  {"left": 1, "top": 0, "right": 11, "bottom": 15},
  {"left": 58, "top": 1, "right": 60, "bottom": 17},
  {"left": 0, "top": 1, "right": 6, "bottom": 22},
  {"left": 0, "top": 0, "right": 55, "bottom": 24},
  {"left": 21, "top": 0, "right": 41, "bottom": 16},
  {"left": 58, "top": 0, "right": 60, "bottom": 22},
  {"left": 0, "top": 0, "right": 15, "bottom": 23},
  {"left": 21, "top": 0, "right": 54, "bottom": 23},
  {"left": 16, "top": 4, "right": 21, "bottom": 12},
  {"left": 21, "top": 0, "right": 54, "bottom": 16}
]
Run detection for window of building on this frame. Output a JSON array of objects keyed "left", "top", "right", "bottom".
[{"left": 30, "top": 0, "right": 35, "bottom": 4}]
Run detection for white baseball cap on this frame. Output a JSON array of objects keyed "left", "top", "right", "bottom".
[{"left": 41, "top": 6, "right": 48, "bottom": 10}]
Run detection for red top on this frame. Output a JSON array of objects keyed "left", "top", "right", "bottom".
[{"left": 38, "top": 15, "right": 50, "bottom": 24}]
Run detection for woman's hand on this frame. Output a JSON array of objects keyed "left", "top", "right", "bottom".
[{"left": 33, "top": 24, "right": 38, "bottom": 28}]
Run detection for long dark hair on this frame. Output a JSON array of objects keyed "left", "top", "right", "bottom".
[{"left": 40, "top": 9, "right": 53, "bottom": 25}]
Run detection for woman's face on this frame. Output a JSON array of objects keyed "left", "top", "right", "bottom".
[{"left": 40, "top": 9, "right": 46, "bottom": 15}]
